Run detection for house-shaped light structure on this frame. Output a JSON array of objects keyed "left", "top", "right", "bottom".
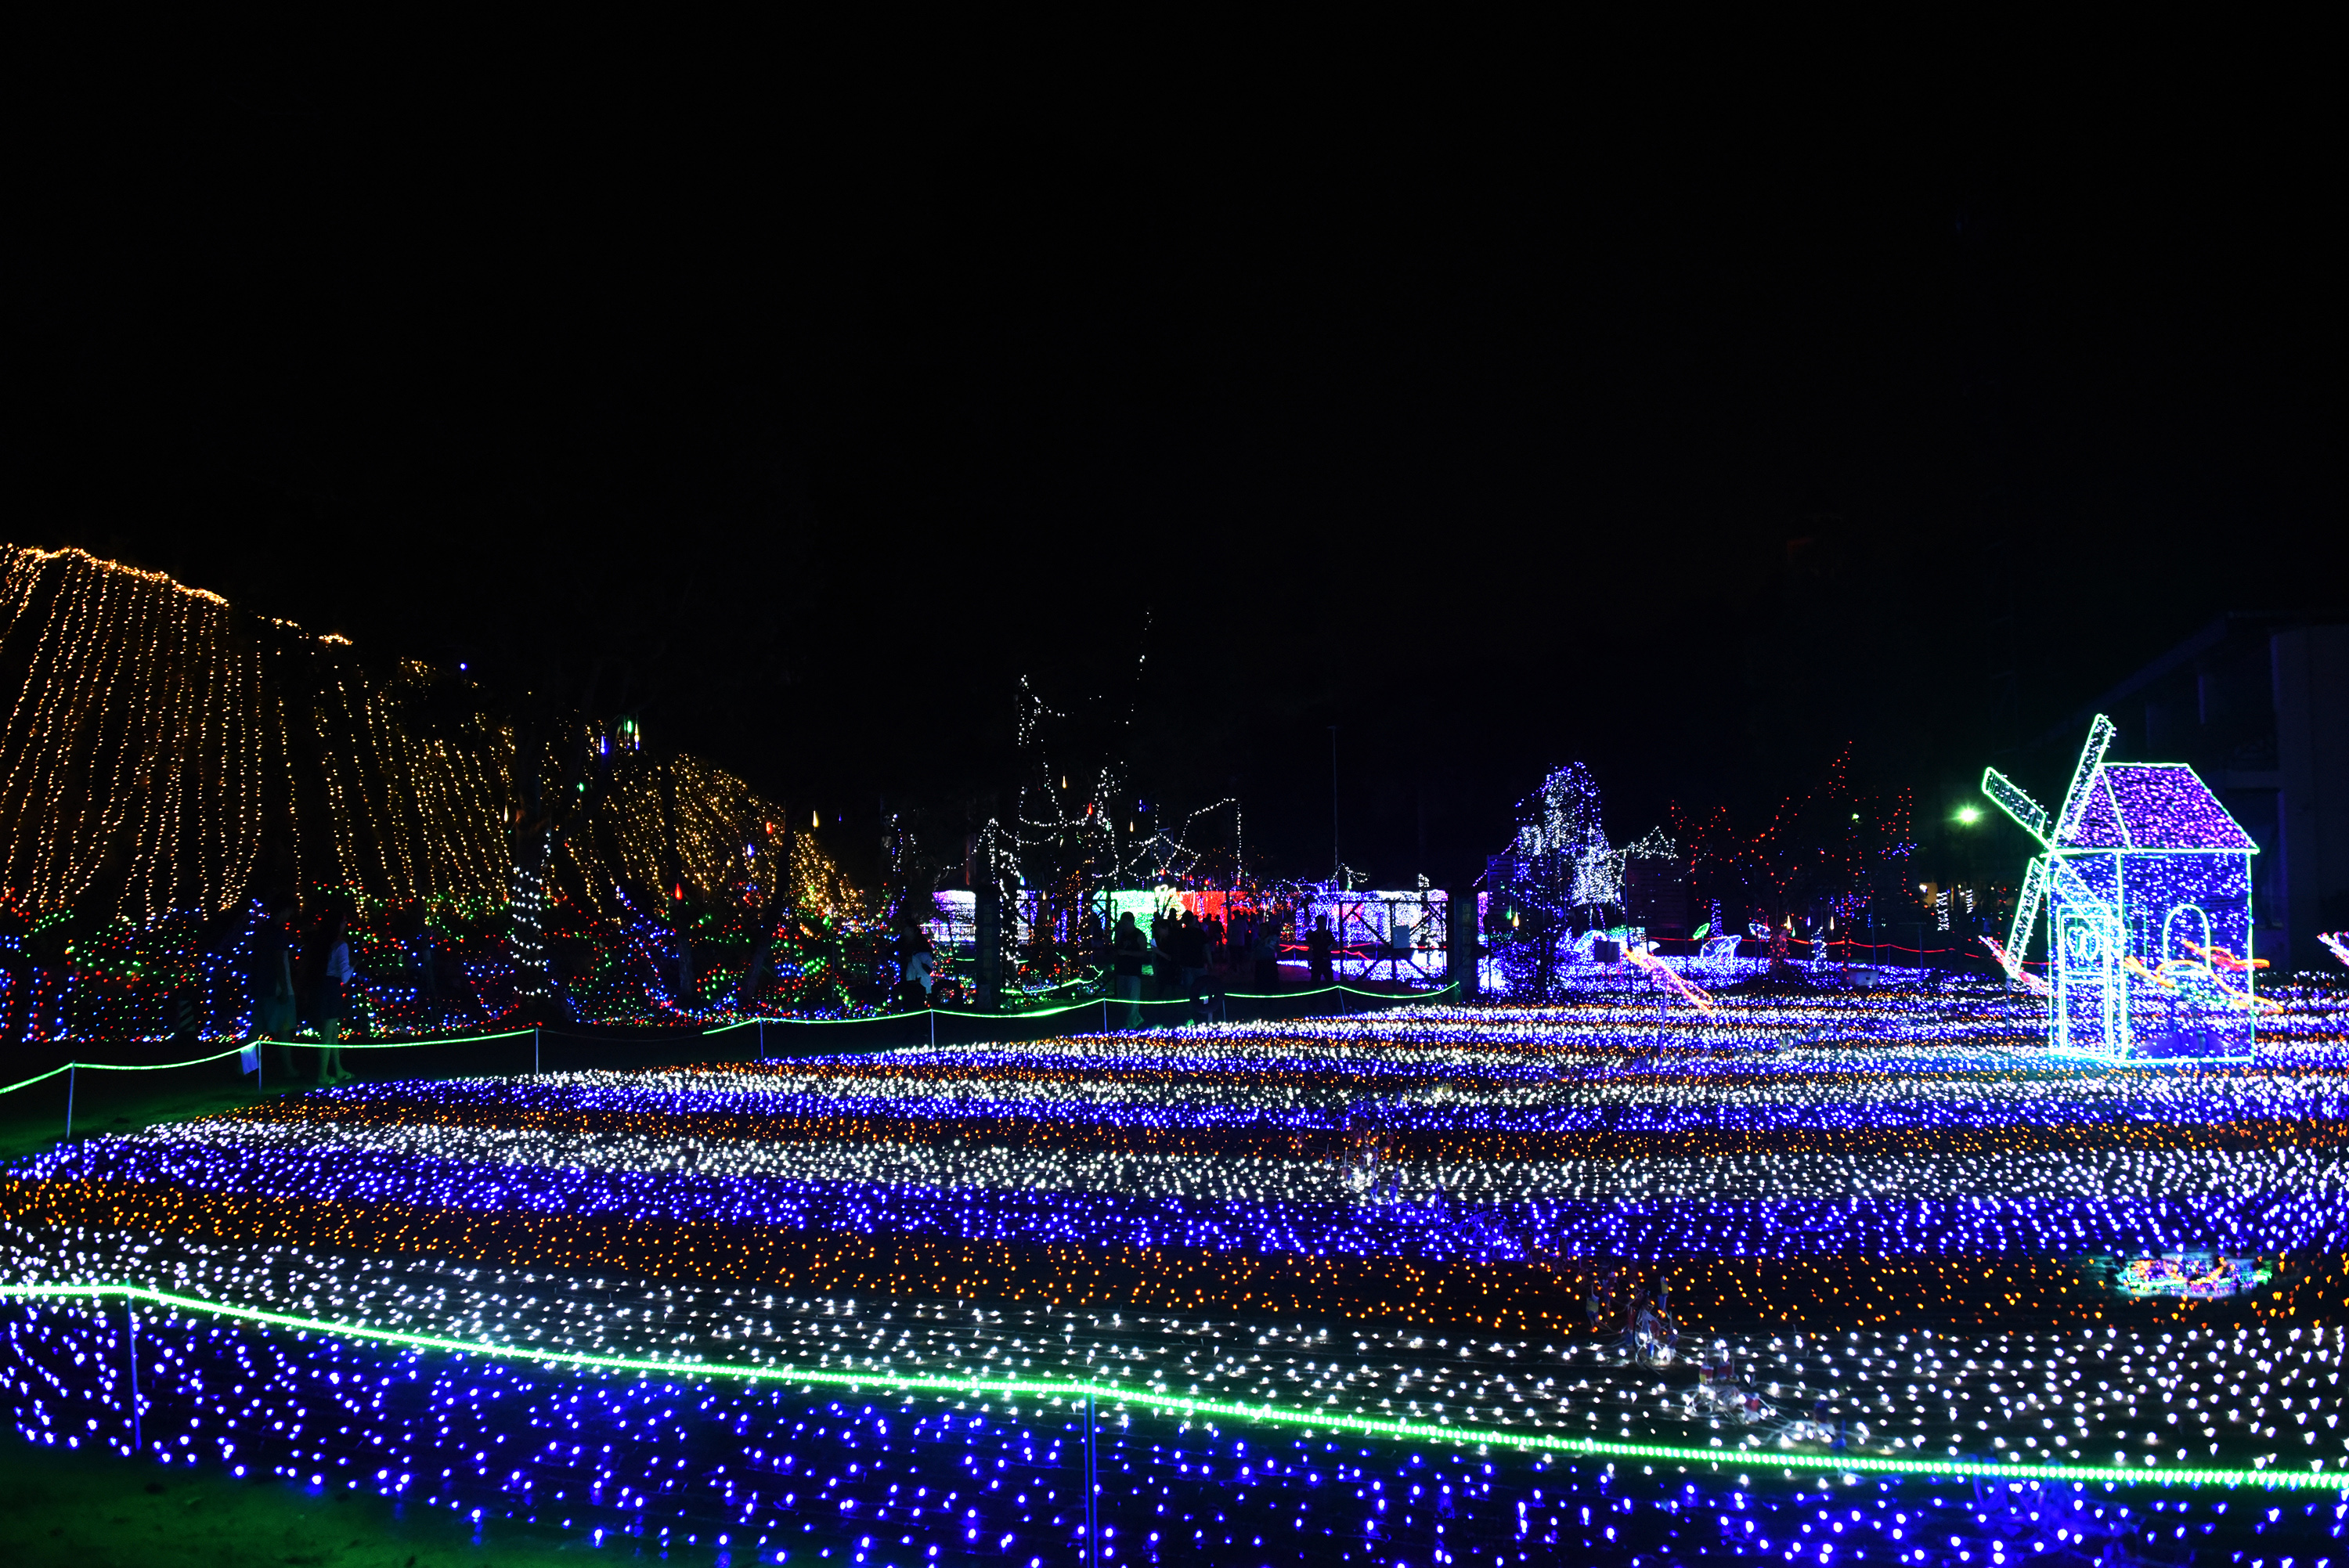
[{"left": 1982, "top": 715, "right": 2262, "bottom": 1061}]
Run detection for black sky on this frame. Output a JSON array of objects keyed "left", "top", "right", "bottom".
[{"left": 9, "top": 59, "right": 2339, "bottom": 889}]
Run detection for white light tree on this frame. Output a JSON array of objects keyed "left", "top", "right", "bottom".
[{"left": 1490, "top": 763, "right": 1672, "bottom": 997}]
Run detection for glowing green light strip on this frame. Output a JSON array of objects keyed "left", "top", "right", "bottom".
[
  {"left": 2, "top": 984, "right": 1467, "bottom": 1100},
  {"left": 0, "top": 1029, "right": 544, "bottom": 1098},
  {"left": 2, "top": 1283, "right": 2333, "bottom": 1494},
  {"left": 256, "top": 1028, "right": 537, "bottom": 1053},
  {"left": 1231, "top": 982, "right": 1456, "bottom": 1002},
  {"left": 0, "top": 1046, "right": 257, "bottom": 1092},
  {"left": 729, "top": 982, "right": 1454, "bottom": 1030},
  {"left": 0, "top": 1063, "right": 74, "bottom": 1098},
  {"left": 86, "top": 1045, "right": 254, "bottom": 1070}
]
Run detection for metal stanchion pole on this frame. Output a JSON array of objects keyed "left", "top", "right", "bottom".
[
  {"left": 127, "top": 1296, "right": 142, "bottom": 1457},
  {"left": 758, "top": 1020, "right": 767, "bottom": 1061},
  {"left": 63, "top": 1064, "right": 74, "bottom": 1142},
  {"left": 534, "top": 1026, "right": 541, "bottom": 1076},
  {"left": 1086, "top": 1390, "right": 1099, "bottom": 1566}
]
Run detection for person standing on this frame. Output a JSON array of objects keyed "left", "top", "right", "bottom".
[
  {"left": 1307, "top": 914, "right": 1336, "bottom": 986},
  {"left": 1149, "top": 908, "right": 1174, "bottom": 1000},
  {"left": 1111, "top": 911, "right": 1147, "bottom": 1027},
  {"left": 1178, "top": 910, "right": 1210, "bottom": 1021},
  {"left": 1252, "top": 915, "right": 1280, "bottom": 990},
  {"left": 315, "top": 917, "right": 354, "bottom": 1084},
  {"left": 1203, "top": 917, "right": 1233, "bottom": 1024},
  {"left": 907, "top": 933, "right": 940, "bottom": 1005},
  {"left": 250, "top": 904, "right": 298, "bottom": 1081}
]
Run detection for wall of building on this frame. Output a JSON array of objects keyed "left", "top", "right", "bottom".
[
  {"left": 2029, "top": 613, "right": 2347, "bottom": 973},
  {"left": 2273, "top": 625, "right": 2349, "bottom": 969}
]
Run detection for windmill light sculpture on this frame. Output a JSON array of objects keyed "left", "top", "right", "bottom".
[{"left": 1979, "top": 713, "right": 2264, "bottom": 1062}]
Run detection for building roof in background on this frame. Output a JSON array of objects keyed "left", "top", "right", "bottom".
[{"left": 2033, "top": 610, "right": 2349, "bottom": 753}]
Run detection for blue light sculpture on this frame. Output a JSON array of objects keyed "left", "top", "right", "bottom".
[{"left": 1981, "top": 715, "right": 2263, "bottom": 1061}]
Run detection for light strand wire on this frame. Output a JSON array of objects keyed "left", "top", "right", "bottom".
[
  {"left": 0, "top": 1282, "right": 2333, "bottom": 1494},
  {"left": 0, "top": 987, "right": 1457, "bottom": 1094}
]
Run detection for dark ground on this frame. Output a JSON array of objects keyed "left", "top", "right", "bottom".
[{"left": 0, "top": 1440, "right": 624, "bottom": 1567}]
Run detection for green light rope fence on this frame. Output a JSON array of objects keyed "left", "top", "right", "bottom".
[
  {"left": 721, "top": 978, "right": 1456, "bottom": 1028},
  {"left": 2, "top": 1029, "right": 539, "bottom": 1098},
  {"left": 0, "top": 983, "right": 1462, "bottom": 1118},
  {"left": 0, "top": 1283, "right": 2331, "bottom": 1494},
  {"left": 262, "top": 1027, "right": 538, "bottom": 1052},
  {"left": 0, "top": 1062, "right": 74, "bottom": 1098}
]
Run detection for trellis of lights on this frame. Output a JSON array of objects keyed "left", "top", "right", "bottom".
[{"left": 997, "top": 676, "right": 1256, "bottom": 924}]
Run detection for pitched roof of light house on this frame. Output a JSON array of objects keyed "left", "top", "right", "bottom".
[{"left": 2057, "top": 763, "right": 2259, "bottom": 852}]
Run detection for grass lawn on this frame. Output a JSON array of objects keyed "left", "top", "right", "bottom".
[
  {"left": 0, "top": 1440, "right": 618, "bottom": 1567},
  {"left": 0, "top": 1061, "right": 285, "bottom": 1165}
]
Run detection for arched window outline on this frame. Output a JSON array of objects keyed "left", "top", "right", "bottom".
[{"left": 2163, "top": 903, "right": 2213, "bottom": 965}]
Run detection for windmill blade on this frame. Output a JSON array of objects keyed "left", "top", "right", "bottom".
[
  {"left": 1979, "top": 768, "right": 2051, "bottom": 847},
  {"left": 2051, "top": 713, "right": 2117, "bottom": 845},
  {"left": 2046, "top": 856, "right": 2123, "bottom": 939},
  {"left": 1997, "top": 856, "right": 2048, "bottom": 979}
]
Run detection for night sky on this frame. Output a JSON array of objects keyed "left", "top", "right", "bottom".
[{"left": 10, "top": 67, "right": 2337, "bottom": 889}]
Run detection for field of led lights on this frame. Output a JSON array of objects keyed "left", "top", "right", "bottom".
[{"left": 9, "top": 977, "right": 2349, "bottom": 1566}]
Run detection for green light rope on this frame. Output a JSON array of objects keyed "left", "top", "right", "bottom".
[
  {"left": 0, "top": 1283, "right": 2331, "bottom": 1494},
  {"left": 254, "top": 1028, "right": 537, "bottom": 1053},
  {"left": 81, "top": 1045, "right": 254, "bottom": 1071},
  {"left": 0, "top": 1063, "right": 74, "bottom": 1098},
  {"left": 1, "top": 983, "right": 1464, "bottom": 1098},
  {"left": 731, "top": 979, "right": 1454, "bottom": 1027}
]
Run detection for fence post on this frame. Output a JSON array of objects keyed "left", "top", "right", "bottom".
[
  {"left": 929, "top": 1007, "right": 936, "bottom": 1051},
  {"left": 533, "top": 1026, "right": 541, "bottom": 1076},
  {"left": 63, "top": 1064, "right": 74, "bottom": 1142},
  {"left": 127, "top": 1296, "right": 141, "bottom": 1457},
  {"left": 975, "top": 876, "right": 1003, "bottom": 1012},
  {"left": 758, "top": 1019, "right": 767, "bottom": 1061},
  {"left": 1446, "top": 883, "right": 1478, "bottom": 1004}
]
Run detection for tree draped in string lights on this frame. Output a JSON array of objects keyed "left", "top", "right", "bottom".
[
  {"left": 1669, "top": 743, "right": 1918, "bottom": 945},
  {"left": 0, "top": 543, "right": 871, "bottom": 1046},
  {"left": 1485, "top": 763, "right": 1673, "bottom": 999},
  {"left": 1487, "top": 764, "right": 1608, "bottom": 1000}
]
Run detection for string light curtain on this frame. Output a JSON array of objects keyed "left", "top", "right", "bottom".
[{"left": 0, "top": 543, "right": 868, "bottom": 1043}]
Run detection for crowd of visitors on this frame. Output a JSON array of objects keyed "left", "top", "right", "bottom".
[{"left": 896, "top": 901, "right": 1314, "bottom": 1025}]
